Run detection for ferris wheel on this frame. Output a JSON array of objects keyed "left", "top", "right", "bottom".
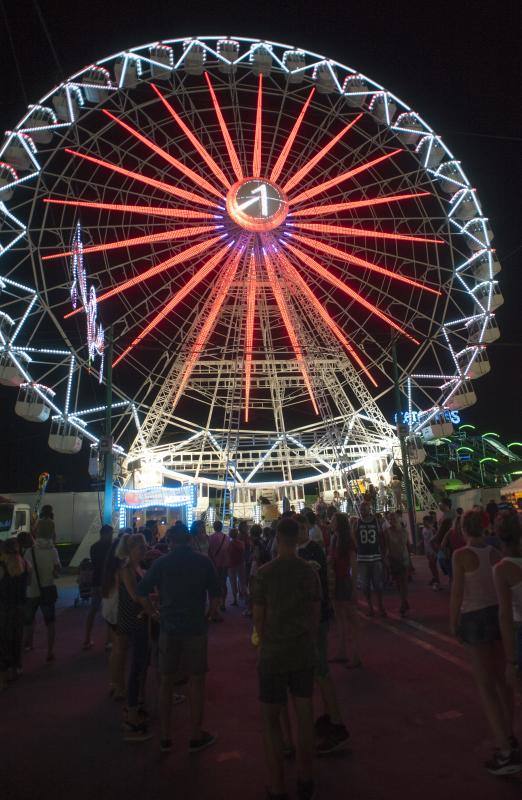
[{"left": 0, "top": 36, "right": 502, "bottom": 503}]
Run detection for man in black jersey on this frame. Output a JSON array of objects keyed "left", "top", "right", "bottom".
[{"left": 355, "top": 502, "right": 387, "bottom": 617}]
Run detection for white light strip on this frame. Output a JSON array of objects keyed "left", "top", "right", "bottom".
[
  {"left": 64, "top": 355, "right": 75, "bottom": 416},
  {"left": 9, "top": 293, "right": 37, "bottom": 345}
]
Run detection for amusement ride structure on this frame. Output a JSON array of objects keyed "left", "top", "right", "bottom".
[{"left": 0, "top": 36, "right": 503, "bottom": 517}]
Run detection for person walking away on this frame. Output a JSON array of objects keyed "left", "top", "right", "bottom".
[
  {"left": 450, "top": 510, "right": 520, "bottom": 776},
  {"left": 0, "top": 538, "right": 29, "bottom": 689},
  {"left": 190, "top": 519, "right": 209, "bottom": 557},
  {"left": 494, "top": 511, "right": 522, "bottom": 696},
  {"left": 385, "top": 513, "right": 410, "bottom": 616},
  {"left": 421, "top": 516, "right": 441, "bottom": 590},
  {"left": 83, "top": 524, "right": 113, "bottom": 650},
  {"left": 486, "top": 499, "right": 499, "bottom": 526},
  {"left": 439, "top": 514, "right": 465, "bottom": 582},
  {"left": 253, "top": 518, "right": 321, "bottom": 800},
  {"left": 355, "top": 502, "right": 387, "bottom": 617},
  {"left": 208, "top": 520, "right": 229, "bottom": 617},
  {"left": 227, "top": 528, "right": 246, "bottom": 606},
  {"left": 328, "top": 512, "right": 361, "bottom": 667},
  {"left": 137, "top": 525, "right": 221, "bottom": 754},
  {"left": 32, "top": 505, "right": 56, "bottom": 544},
  {"left": 23, "top": 526, "right": 60, "bottom": 661},
  {"left": 101, "top": 539, "right": 125, "bottom": 699},
  {"left": 295, "top": 514, "right": 350, "bottom": 756},
  {"left": 116, "top": 533, "right": 152, "bottom": 743}
]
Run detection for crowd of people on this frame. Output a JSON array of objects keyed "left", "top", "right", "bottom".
[{"left": 1, "top": 496, "right": 522, "bottom": 796}]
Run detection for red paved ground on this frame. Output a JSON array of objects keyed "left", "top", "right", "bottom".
[{"left": 2, "top": 557, "right": 521, "bottom": 800}]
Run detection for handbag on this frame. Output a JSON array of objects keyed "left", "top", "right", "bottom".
[{"left": 31, "top": 546, "right": 58, "bottom": 605}]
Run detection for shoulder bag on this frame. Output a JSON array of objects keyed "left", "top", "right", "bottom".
[{"left": 31, "top": 546, "right": 58, "bottom": 605}]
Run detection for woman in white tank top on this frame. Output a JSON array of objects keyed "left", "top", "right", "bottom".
[
  {"left": 493, "top": 511, "right": 522, "bottom": 690},
  {"left": 450, "top": 510, "right": 520, "bottom": 776}
]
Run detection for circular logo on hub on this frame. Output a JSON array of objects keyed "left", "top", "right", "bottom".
[{"left": 226, "top": 178, "right": 288, "bottom": 232}]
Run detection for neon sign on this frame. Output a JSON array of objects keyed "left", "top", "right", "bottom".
[{"left": 394, "top": 408, "right": 461, "bottom": 426}]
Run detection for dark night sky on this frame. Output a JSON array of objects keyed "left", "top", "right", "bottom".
[{"left": 0, "top": 0, "right": 520, "bottom": 492}]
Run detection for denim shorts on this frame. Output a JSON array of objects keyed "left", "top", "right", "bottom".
[
  {"left": 358, "top": 560, "right": 384, "bottom": 593},
  {"left": 457, "top": 604, "right": 500, "bottom": 645}
]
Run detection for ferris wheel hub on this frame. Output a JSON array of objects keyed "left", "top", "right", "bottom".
[{"left": 226, "top": 177, "right": 288, "bottom": 232}]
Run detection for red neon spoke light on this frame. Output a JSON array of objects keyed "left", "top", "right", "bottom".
[
  {"left": 289, "top": 149, "right": 403, "bottom": 206},
  {"left": 244, "top": 254, "right": 257, "bottom": 422},
  {"left": 113, "top": 243, "right": 231, "bottom": 367},
  {"left": 205, "top": 72, "right": 244, "bottom": 182},
  {"left": 270, "top": 88, "right": 315, "bottom": 184},
  {"left": 64, "top": 148, "right": 219, "bottom": 208},
  {"left": 282, "top": 240, "right": 420, "bottom": 344},
  {"left": 64, "top": 235, "right": 224, "bottom": 318},
  {"left": 262, "top": 248, "right": 319, "bottom": 414},
  {"left": 292, "top": 221, "right": 444, "bottom": 245},
  {"left": 283, "top": 114, "right": 362, "bottom": 194},
  {"left": 172, "top": 248, "right": 244, "bottom": 409},
  {"left": 291, "top": 191, "right": 431, "bottom": 218},
  {"left": 102, "top": 110, "right": 222, "bottom": 199},
  {"left": 253, "top": 73, "right": 263, "bottom": 178},
  {"left": 43, "top": 225, "right": 217, "bottom": 262},
  {"left": 288, "top": 232, "right": 441, "bottom": 296},
  {"left": 150, "top": 83, "right": 230, "bottom": 189},
  {"left": 274, "top": 246, "right": 376, "bottom": 385},
  {"left": 43, "top": 197, "right": 216, "bottom": 220}
]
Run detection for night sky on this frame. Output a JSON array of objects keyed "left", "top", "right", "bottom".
[{"left": 0, "top": 0, "right": 520, "bottom": 493}]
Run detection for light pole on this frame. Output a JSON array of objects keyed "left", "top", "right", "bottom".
[
  {"left": 102, "top": 326, "right": 114, "bottom": 526},
  {"left": 392, "top": 342, "right": 417, "bottom": 548}
]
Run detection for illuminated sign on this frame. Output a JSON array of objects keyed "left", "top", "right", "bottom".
[
  {"left": 393, "top": 409, "right": 461, "bottom": 426},
  {"left": 116, "top": 485, "right": 196, "bottom": 509}
]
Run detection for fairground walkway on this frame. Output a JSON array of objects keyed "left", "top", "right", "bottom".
[{"left": 3, "top": 558, "right": 521, "bottom": 800}]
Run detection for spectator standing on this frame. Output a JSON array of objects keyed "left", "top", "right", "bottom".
[
  {"left": 190, "top": 519, "right": 210, "bottom": 557},
  {"left": 450, "top": 510, "right": 519, "bottom": 776},
  {"left": 101, "top": 539, "right": 125, "bottom": 699},
  {"left": 33, "top": 505, "right": 56, "bottom": 544},
  {"left": 295, "top": 514, "right": 350, "bottom": 755},
  {"left": 83, "top": 524, "right": 113, "bottom": 650},
  {"left": 493, "top": 512, "right": 522, "bottom": 691},
  {"left": 385, "top": 512, "right": 410, "bottom": 616},
  {"left": 354, "top": 501, "right": 387, "bottom": 617},
  {"left": 305, "top": 510, "right": 324, "bottom": 547},
  {"left": 253, "top": 517, "right": 321, "bottom": 800},
  {"left": 421, "top": 515, "right": 441, "bottom": 590},
  {"left": 498, "top": 495, "right": 514, "bottom": 513},
  {"left": 137, "top": 525, "right": 221, "bottom": 754},
  {"left": 208, "top": 521, "right": 229, "bottom": 616},
  {"left": 116, "top": 533, "right": 151, "bottom": 743},
  {"left": 23, "top": 525, "right": 60, "bottom": 661},
  {"left": 227, "top": 528, "right": 246, "bottom": 606},
  {"left": 0, "top": 538, "right": 28, "bottom": 689},
  {"left": 329, "top": 512, "right": 360, "bottom": 666},
  {"left": 486, "top": 499, "right": 499, "bottom": 525}
]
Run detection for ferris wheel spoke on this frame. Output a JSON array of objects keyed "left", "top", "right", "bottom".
[
  {"left": 288, "top": 148, "right": 403, "bottom": 206},
  {"left": 282, "top": 240, "right": 420, "bottom": 345},
  {"left": 64, "top": 234, "right": 225, "bottom": 318},
  {"left": 253, "top": 74, "right": 263, "bottom": 178},
  {"left": 272, "top": 243, "right": 377, "bottom": 386},
  {"left": 113, "top": 242, "right": 232, "bottom": 367},
  {"left": 172, "top": 246, "right": 245, "bottom": 410},
  {"left": 289, "top": 221, "right": 444, "bottom": 245},
  {"left": 43, "top": 198, "right": 218, "bottom": 221},
  {"left": 261, "top": 246, "right": 319, "bottom": 414},
  {"left": 291, "top": 191, "right": 431, "bottom": 218},
  {"left": 150, "top": 83, "right": 231, "bottom": 190},
  {"left": 64, "top": 148, "right": 219, "bottom": 208},
  {"left": 42, "top": 225, "right": 219, "bottom": 262},
  {"left": 269, "top": 88, "right": 316, "bottom": 184},
  {"left": 204, "top": 72, "right": 244, "bottom": 182},
  {"left": 287, "top": 232, "right": 441, "bottom": 297},
  {"left": 282, "top": 114, "right": 362, "bottom": 195},
  {"left": 102, "top": 110, "right": 223, "bottom": 198},
  {"left": 244, "top": 254, "right": 257, "bottom": 423}
]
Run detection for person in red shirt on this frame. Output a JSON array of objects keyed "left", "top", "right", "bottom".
[{"left": 226, "top": 528, "right": 246, "bottom": 606}]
